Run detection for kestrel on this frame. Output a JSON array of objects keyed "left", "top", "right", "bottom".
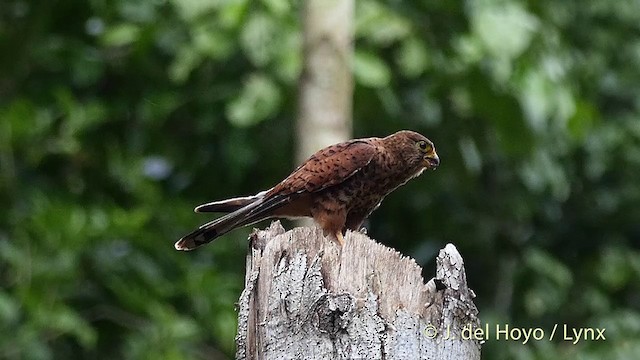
[{"left": 175, "top": 130, "right": 439, "bottom": 251}]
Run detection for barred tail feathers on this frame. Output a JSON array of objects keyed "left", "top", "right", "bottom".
[
  {"left": 174, "top": 193, "right": 290, "bottom": 251},
  {"left": 194, "top": 190, "right": 269, "bottom": 213}
]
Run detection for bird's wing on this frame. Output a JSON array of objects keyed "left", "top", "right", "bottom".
[
  {"left": 195, "top": 140, "right": 377, "bottom": 213},
  {"left": 271, "top": 139, "right": 378, "bottom": 196}
]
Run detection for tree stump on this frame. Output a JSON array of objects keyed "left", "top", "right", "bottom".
[{"left": 235, "top": 221, "right": 481, "bottom": 360}]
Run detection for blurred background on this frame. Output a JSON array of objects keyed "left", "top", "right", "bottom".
[{"left": 1, "top": 0, "right": 639, "bottom": 359}]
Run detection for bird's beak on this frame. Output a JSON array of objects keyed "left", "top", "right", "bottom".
[{"left": 423, "top": 151, "right": 440, "bottom": 169}]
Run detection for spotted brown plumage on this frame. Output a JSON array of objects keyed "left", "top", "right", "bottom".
[{"left": 174, "top": 130, "right": 440, "bottom": 251}]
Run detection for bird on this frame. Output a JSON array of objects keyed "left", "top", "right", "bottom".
[{"left": 175, "top": 130, "right": 439, "bottom": 251}]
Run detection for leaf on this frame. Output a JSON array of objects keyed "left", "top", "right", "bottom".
[
  {"left": 568, "top": 100, "right": 598, "bottom": 141},
  {"left": 192, "top": 23, "right": 235, "bottom": 59},
  {"left": 471, "top": 3, "right": 539, "bottom": 59},
  {"left": 354, "top": 50, "right": 390, "bottom": 88},
  {"left": 356, "top": 1, "right": 411, "bottom": 45},
  {"left": 395, "top": 37, "right": 430, "bottom": 78},
  {"left": 169, "top": 46, "right": 201, "bottom": 83},
  {"left": 597, "top": 246, "right": 635, "bottom": 291},
  {"left": 262, "top": 0, "right": 290, "bottom": 17},
  {"left": 0, "top": 291, "right": 19, "bottom": 324},
  {"left": 241, "top": 12, "right": 278, "bottom": 66},
  {"left": 102, "top": 23, "right": 140, "bottom": 47},
  {"left": 226, "top": 74, "right": 281, "bottom": 127},
  {"left": 172, "top": 0, "right": 220, "bottom": 20},
  {"left": 35, "top": 306, "right": 97, "bottom": 349},
  {"left": 525, "top": 248, "right": 573, "bottom": 288}
]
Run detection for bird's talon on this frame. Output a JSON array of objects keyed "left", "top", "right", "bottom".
[{"left": 359, "top": 227, "right": 368, "bottom": 234}]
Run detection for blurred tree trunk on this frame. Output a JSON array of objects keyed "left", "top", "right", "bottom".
[
  {"left": 295, "top": 0, "right": 354, "bottom": 229},
  {"left": 296, "top": 0, "right": 354, "bottom": 163},
  {"left": 235, "top": 222, "right": 482, "bottom": 360}
]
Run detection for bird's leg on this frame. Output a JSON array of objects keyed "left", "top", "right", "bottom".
[
  {"left": 335, "top": 231, "right": 345, "bottom": 247},
  {"left": 312, "top": 205, "right": 346, "bottom": 247}
]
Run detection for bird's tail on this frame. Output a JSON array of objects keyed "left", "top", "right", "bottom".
[
  {"left": 174, "top": 192, "right": 289, "bottom": 251},
  {"left": 193, "top": 191, "right": 268, "bottom": 213}
]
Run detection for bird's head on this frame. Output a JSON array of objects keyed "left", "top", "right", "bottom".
[{"left": 387, "top": 130, "right": 440, "bottom": 172}]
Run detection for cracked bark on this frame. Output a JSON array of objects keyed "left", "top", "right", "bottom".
[{"left": 236, "top": 222, "right": 481, "bottom": 360}]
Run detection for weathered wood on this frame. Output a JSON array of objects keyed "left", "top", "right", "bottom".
[{"left": 236, "top": 222, "right": 481, "bottom": 360}]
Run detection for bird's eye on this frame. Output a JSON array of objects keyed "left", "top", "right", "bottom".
[{"left": 417, "top": 140, "right": 429, "bottom": 151}]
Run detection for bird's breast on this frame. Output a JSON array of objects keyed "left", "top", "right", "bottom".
[
  {"left": 311, "top": 154, "right": 418, "bottom": 217},
  {"left": 340, "top": 161, "right": 407, "bottom": 210}
]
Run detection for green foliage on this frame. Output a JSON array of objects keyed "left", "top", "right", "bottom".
[{"left": 1, "top": 0, "right": 639, "bottom": 359}]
